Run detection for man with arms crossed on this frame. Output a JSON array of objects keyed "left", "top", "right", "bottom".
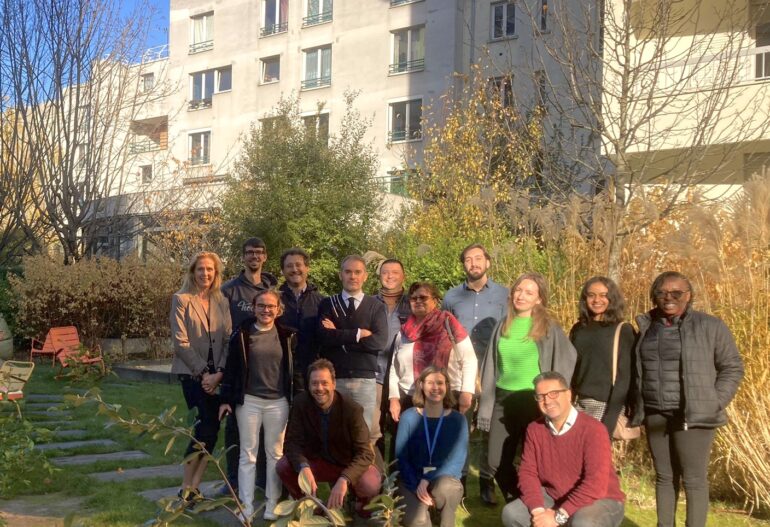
[
  {"left": 317, "top": 255, "right": 389, "bottom": 435},
  {"left": 502, "top": 371, "right": 625, "bottom": 527},
  {"left": 442, "top": 243, "right": 508, "bottom": 504}
]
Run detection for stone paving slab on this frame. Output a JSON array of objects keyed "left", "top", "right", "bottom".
[
  {"left": 27, "top": 420, "right": 80, "bottom": 429},
  {"left": 25, "top": 410, "right": 72, "bottom": 419},
  {"left": 46, "top": 429, "right": 88, "bottom": 440},
  {"left": 24, "top": 402, "right": 64, "bottom": 410},
  {"left": 0, "top": 493, "right": 85, "bottom": 527},
  {"left": 51, "top": 450, "right": 149, "bottom": 466},
  {"left": 90, "top": 463, "right": 183, "bottom": 482},
  {"left": 35, "top": 439, "right": 118, "bottom": 452},
  {"left": 25, "top": 394, "right": 65, "bottom": 402}
]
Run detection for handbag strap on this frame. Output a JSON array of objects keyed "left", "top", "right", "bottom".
[{"left": 611, "top": 323, "right": 624, "bottom": 386}]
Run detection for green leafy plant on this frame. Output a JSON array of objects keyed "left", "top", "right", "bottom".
[
  {"left": 56, "top": 344, "right": 109, "bottom": 384},
  {"left": 0, "top": 403, "right": 58, "bottom": 498},
  {"left": 270, "top": 470, "right": 347, "bottom": 527},
  {"left": 364, "top": 464, "right": 405, "bottom": 527}
]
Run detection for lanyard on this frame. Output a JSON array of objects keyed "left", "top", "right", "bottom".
[{"left": 422, "top": 410, "right": 446, "bottom": 465}]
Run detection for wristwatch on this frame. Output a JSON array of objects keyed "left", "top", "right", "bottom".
[{"left": 554, "top": 508, "right": 569, "bottom": 525}]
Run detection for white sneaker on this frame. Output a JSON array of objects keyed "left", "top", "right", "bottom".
[
  {"left": 236, "top": 508, "right": 254, "bottom": 524},
  {"left": 263, "top": 500, "right": 278, "bottom": 521}
]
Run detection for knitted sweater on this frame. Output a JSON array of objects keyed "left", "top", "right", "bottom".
[{"left": 518, "top": 411, "right": 625, "bottom": 516}]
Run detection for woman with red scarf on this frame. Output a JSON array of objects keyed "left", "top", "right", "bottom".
[{"left": 388, "top": 282, "right": 477, "bottom": 423}]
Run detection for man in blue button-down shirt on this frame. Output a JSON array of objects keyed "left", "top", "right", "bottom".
[{"left": 442, "top": 243, "right": 509, "bottom": 506}]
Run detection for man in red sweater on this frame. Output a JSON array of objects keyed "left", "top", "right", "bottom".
[{"left": 502, "top": 371, "right": 625, "bottom": 527}]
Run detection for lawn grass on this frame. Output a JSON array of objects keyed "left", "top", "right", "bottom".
[{"left": 5, "top": 364, "right": 769, "bottom": 526}]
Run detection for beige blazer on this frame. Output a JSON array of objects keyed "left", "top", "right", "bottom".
[{"left": 170, "top": 292, "right": 232, "bottom": 376}]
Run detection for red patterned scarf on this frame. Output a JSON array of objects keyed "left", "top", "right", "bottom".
[{"left": 401, "top": 309, "right": 468, "bottom": 378}]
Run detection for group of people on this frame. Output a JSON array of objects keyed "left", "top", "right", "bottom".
[{"left": 169, "top": 239, "right": 744, "bottom": 527}]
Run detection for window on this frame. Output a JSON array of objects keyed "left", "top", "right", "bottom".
[
  {"left": 217, "top": 66, "right": 232, "bottom": 92},
  {"left": 304, "top": 0, "right": 332, "bottom": 26},
  {"left": 490, "top": 75, "right": 514, "bottom": 108},
  {"left": 141, "top": 73, "right": 155, "bottom": 92},
  {"left": 757, "top": 23, "right": 770, "bottom": 79},
  {"left": 262, "top": 0, "right": 288, "bottom": 36},
  {"left": 302, "top": 46, "right": 332, "bottom": 89},
  {"left": 390, "top": 26, "right": 425, "bottom": 74},
  {"left": 383, "top": 170, "right": 412, "bottom": 196},
  {"left": 190, "top": 12, "right": 214, "bottom": 53},
  {"left": 302, "top": 113, "right": 330, "bottom": 142},
  {"left": 190, "top": 70, "right": 214, "bottom": 109},
  {"left": 140, "top": 165, "right": 153, "bottom": 184},
  {"left": 389, "top": 99, "right": 422, "bottom": 142},
  {"left": 743, "top": 152, "right": 770, "bottom": 180},
  {"left": 534, "top": 70, "right": 547, "bottom": 109},
  {"left": 540, "top": 0, "right": 548, "bottom": 32},
  {"left": 491, "top": 2, "right": 515, "bottom": 39},
  {"left": 189, "top": 131, "right": 211, "bottom": 165},
  {"left": 261, "top": 56, "right": 280, "bottom": 83}
]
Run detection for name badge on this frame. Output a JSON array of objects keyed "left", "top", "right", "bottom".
[{"left": 423, "top": 466, "right": 436, "bottom": 475}]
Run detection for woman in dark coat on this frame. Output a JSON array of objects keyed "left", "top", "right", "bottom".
[
  {"left": 570, "top": 276, "right": 636, "bottom": 437},
  {"left": 631, "top": 271, "right": 744, "bottom": 527}
]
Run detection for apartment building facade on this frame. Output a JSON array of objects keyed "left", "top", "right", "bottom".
[{"left": 100, "top": 0, "right": 573, "bottom": 257}]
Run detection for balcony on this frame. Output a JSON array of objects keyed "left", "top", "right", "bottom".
[
  {"left": 188, "top": 98, "right": 212, "bottom": 111},
  {"left": 389, "top": 58, "right": 425, "bottom": 75},
  {"left": 302, "top": 10, "right": 332, "bottom": 27},
  {"left": 260, "top": 22, "right": 288, "bottom": 37},
  {"left": 391, "top": 0, "right": 423, "bottom": 6},
  {"left": 189, "top": 155, "right": 210, "bottom": 167},
  {"left": 388, "top": 128, "right": 422, "bottom": 143},
  {"left": 301, "top": 76, "right": 331, "bottom": 90},
  {"left": 129, "top": 139, "right": 162, "bottom": 155},
  {"left": 189, "top": 40, "right": 213, "bottom": 54}
]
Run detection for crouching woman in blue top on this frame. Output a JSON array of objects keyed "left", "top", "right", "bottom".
[{"left": 396, "top": 366, "right": 468, "bottom": 527}]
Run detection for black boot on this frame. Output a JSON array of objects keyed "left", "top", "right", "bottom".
[{"left": 479, "top": 476, "right": 498, "bottom": 506}]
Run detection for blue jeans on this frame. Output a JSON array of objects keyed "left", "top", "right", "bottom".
[
  {"left": 335, "top": 377, "right": 377, "bottom": 434},
  {"left": 502, "top": 488, "right": 624, "bottom": 527}
]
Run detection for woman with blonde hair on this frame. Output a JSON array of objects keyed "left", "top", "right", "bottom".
[
  {"left": 477, "top": 272, "right": 576, "bottom": 500},
  {"left": 170, "top": 251, "right": 232, "bottom": 505}
]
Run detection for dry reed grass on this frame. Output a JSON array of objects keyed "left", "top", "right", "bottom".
[{"left": 483, "top": 178, "right": 770, "bottom": 513}]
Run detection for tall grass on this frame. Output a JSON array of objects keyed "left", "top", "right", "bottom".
[{"left": 471, "top": 181, "right": 770, "bottom": 513}]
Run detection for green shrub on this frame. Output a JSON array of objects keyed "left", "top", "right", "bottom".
[{"left": 9, "top": 255, "right": 180, "bottom": 346}]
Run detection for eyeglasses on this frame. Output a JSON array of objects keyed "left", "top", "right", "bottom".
[
  {"left": 533, "top": 389, "right": 568, "bottom": 402},
  {"left": 409, "top": 295, "right": 433, "bottom": 303},
  {"left": 654, "top": 290, "right": 690, "bottom": 300},
  {"left": 256, "top": 303, "right": 278, "bottom": 311},
  {"left": 244, "top": 249, "right": 266, "bottom": 256}
]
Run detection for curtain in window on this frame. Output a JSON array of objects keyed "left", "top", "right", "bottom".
[
  {"left": 321, "top": 47, "right": 331, "bottom": 80},
  {"left": 411, "top": 27, "right": 424, "bottom": 61},
  {"left": 395, "top": 31, "right": 408, "bottom": 65},
  {"left": 280, "top": 0, "right": 288, "bottom": 25},
  {"left": 265, "top": 0, "right": 276, "bottom": 25},
  {"left": 193, "top": 16, "right": 204, "bottom": 43},
  {"left": 306, "top": 50, "right": 318, "bottom": 80}
]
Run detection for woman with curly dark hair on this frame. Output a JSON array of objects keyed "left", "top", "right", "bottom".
[{"left": 570, "top": 276, "right": 636, "bottom": 438}]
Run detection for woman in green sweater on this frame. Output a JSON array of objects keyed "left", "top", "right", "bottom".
[{"left": 478, "top": 272, "right": 576, "bottom": 500}]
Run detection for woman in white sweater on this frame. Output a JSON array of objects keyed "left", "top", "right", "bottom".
[{"left": 388, "top": 282, "right": 477, "bottom": 422}]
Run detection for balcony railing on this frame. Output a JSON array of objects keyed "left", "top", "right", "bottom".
[
  {"left": 388, "top": 128, "right": 422, "bottom": 143},
  {"left": 301, "top": 76, "right": 331, "bottom": 90},
  {"left": 303, "top": 10, "right": 332, "bottom": 27},
  {"left": 375, "top": 174, "right": 410, "bottom": 197},
  {"left": 189, "top": 155, "right": 211, "bottom": 166},
  {"left": 260, "top": 21, "right": 288, "bottom": 37},
  {"left": 389, "top": 58, "right": 425, "bottom": 74},
  {"left": 188, "top": 98, "right": 212, "bottom": 111},
  {"left": 391, "top": 0, "right": 423, "bottom": 6},
  {"left": 129, "top": 139, "right": 162, "bottom": 155},
  {"left": 189, "top": 40, "right": 213, "bottom": 54},
  {"left": 142, "top": 44, "right": 169, "bottom": 63}
]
